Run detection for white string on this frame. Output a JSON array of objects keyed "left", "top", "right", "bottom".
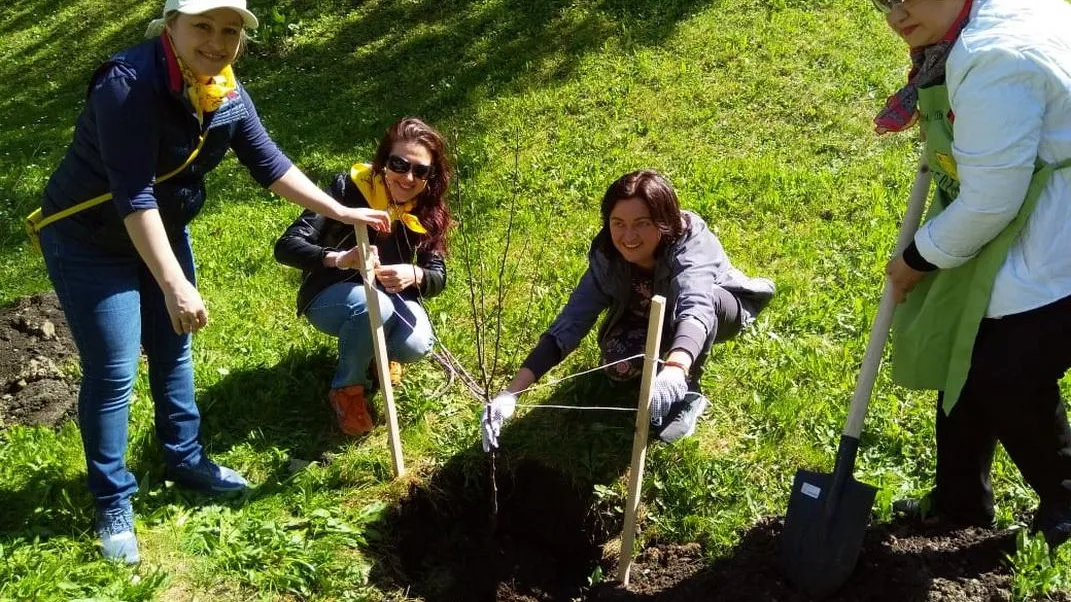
[
  {"left": 515, "top": 404, "right": 637, "bottom": 412},
  {"left": 508, "top": 353, "right": 657, "bottom": 397}
]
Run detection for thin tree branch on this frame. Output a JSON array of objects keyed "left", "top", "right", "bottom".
[
  {"left": 452, "top": 134, "right": 490, "bottom": 399},
  {"left": 489, "top": 134, "right": 522, "bottom": 383}
]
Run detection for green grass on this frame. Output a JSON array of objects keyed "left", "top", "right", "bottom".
[{"left": 2, "top": 0, "right": 1070, "bottom": 599}]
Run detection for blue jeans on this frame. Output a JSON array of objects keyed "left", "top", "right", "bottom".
[
  {"left": 40, "top": 227, "right": 204, "bottom": 511},
  {"left": 305, "top": 281, "right": 435, "bottom": 389}
]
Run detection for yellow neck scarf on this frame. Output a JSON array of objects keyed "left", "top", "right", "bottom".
[
  {"left": 169, "top": 35, "right": 237, "bottom": 120},
  {"left": 349, "top": 163, "right": 427, "bottom": 234}
]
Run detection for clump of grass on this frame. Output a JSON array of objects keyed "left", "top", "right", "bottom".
[{"left": 1008, "top": 530, "right": 1071, "bottom": 601}]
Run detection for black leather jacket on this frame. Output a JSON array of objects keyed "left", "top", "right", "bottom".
[{"left": 274, "top": 173, "right": 447, "bottom": 315}]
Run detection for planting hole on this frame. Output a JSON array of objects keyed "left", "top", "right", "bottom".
[{"left": 380, "top": 460, "right": 606, "bottom": 602}]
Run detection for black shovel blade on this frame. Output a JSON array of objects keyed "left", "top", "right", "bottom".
[{"left": 781, "top": 468, "right": 878, "bottom": 599}]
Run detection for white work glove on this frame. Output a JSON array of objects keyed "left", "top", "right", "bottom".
[
  {"left": 481, "top": 391, "right": 517, "bottom": 452},
  {"left": 649, "top": 367, "right": 687, "bottom": 427}
]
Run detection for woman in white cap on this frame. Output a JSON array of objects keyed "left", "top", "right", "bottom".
[{"left": 32, "top": 0, "right": 390, "bottom": 563}]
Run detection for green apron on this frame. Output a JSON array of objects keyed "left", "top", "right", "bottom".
[{"left": 891, "top": 83, "right": 1071, "bottom": 413}]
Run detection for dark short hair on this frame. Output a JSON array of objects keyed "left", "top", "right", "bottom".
[{"left": 599, "top": 169, "right": 684, "bottom": 254}]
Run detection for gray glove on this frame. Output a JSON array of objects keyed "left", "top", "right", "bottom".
[
  {"left": 481, "top": 391, "right": 517, "bottom": 452},
  {"left": 650, "top": 367, "right": 687, "bottom": 426}
]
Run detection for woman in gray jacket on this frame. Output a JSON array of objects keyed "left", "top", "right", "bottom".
[{"left": 481, "top": 170, "right": 774, "bottom": 449}]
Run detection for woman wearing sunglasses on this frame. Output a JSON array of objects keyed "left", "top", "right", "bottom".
[
  {"left": 32, "top": 0, "right": 391, "bottom": 564},
  {"left": 873, "top": 0, "right": 1071, "bottom": 548},
  {"left": 481, "top": 170, "right": 775, "bottom": 450},
  {"left": 275, "top": 117, "right": 451, "bottom": 437}
]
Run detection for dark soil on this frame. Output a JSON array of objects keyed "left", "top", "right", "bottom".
[
  {"left": 591, "top": 517, "right": 1071, "bottom": 602},
  {"left": 377, "top": 460, "right": 610, "bottom": 602},
  {"left": 0, "top": 292, "right": 79, "bottom": 429}
]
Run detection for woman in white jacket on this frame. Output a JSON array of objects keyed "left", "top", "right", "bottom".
[{"left": 876, "top": 0, "right": 1071, "bottom": 548}]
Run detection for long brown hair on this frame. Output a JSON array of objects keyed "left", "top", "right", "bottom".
[{"left": 371, "top": 117, "right": 452, "bottom": 255}]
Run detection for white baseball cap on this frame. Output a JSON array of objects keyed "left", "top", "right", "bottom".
[{"left": 162, "top": 0, "right": 259, "bottom": 29}]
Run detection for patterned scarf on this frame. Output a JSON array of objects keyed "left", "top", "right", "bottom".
[
  {"left": 349, "top": 163, "right": 428, "bottom": 234},
  {"left": 162, "top": 32, "right": 237, "bottom": 122},
  {"left": 874, "top": 0, "right": 973, "bottom": 135}
]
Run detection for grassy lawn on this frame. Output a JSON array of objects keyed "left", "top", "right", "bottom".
[{"left": 2, "top": 0, "right": 1070, "bottom": 600}]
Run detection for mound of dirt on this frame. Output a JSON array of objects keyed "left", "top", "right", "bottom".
[
  {"left": 592, "top": 517, "right": 1071, "bottom": 602},
  {"left": 0, "top": 292, "right": 79, "bottom": 429}
]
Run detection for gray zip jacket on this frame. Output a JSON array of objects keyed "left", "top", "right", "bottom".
[{"left": 536, "top": 211, "right": 773, "bottom": 373}]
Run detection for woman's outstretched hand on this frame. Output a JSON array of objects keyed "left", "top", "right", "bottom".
[
  {"left": 481, "top": 391, "right": 518, "bottom": 452},
  {"left": 338, "top": 206, "right": 391, "bottom": 232},
  {"left": 650, "top": 366, "right": 687, "bottom": 426}
]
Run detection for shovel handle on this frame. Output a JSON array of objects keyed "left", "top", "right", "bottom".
[{"left": 843, "top": 159, "right": 931, "bottom": 439}]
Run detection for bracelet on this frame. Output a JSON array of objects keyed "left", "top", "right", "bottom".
[{"left": 663, "top": 359, "right": 689, "bottom": 373}]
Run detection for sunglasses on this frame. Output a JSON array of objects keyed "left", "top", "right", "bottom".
[
  {"left": 387, "top": 154, "right": 435, "bottom": 180},
  {"left": 870, "top": 0, "right": 908, "bottom": 13}
]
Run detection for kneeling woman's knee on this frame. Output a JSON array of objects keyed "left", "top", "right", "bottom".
[
  {"left": 341, "top": 288, "right": 394, "bottom": 323},
  {"left": 374, "top": 289, "right": 397, "bottom": 320},
  {"left": 400, "top": 330, "right": 435, "bottom": 361}
]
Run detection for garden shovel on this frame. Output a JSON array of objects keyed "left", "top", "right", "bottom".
[{"left": 781, "top": 159, "right": 932, "bottom": 598}]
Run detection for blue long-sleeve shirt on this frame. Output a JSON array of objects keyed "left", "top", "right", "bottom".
[{"left": 42, "top": 36, "right": 292, "bottom": 254}]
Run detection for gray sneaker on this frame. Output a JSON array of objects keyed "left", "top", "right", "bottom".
[
  {"left": 96, "top": 502, "right": 140, "bottom": 564},
  {"left": 657, "top": 392, "right": 710, "bottom": 443}
]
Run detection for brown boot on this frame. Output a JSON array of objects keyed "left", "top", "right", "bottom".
[
  {"left": 368, "top": 361, "right": 404, "bottom": 388},
  {"left": 328, "top": 385, "right": 373, "bottom": 436}
]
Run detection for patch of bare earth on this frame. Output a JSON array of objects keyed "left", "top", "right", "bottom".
[
  {"left": 0, "top": 292, "right": 79, "bottom": 429},
  {"left": 592, "top": 517, "right": 1071, "bottom": 602}
]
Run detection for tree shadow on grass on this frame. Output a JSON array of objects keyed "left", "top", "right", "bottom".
[
  {"left": 238, "top": 0, "right": 718, "bottom": 164},
  {"left": 495, "top": 371, "right": 642, "bottom": 483},
  {"left": 1, "top": 0, "right": 719, "bottom": 254},
  {"left": 187, "top": 347, "right": 343, "bottom": 460},
  {"left": 0, "top": 347, "right": 341, "bottom": 539},
  {"left": 0, "top": 471, "right": 93, "bottom": 540},
  {"left": 0, "top": 340, "right": 464, "bottom": 545}
]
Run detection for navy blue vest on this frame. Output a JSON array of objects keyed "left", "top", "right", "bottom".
[{"left": 42, "top": 37, "right": 250, "bottom": 254}]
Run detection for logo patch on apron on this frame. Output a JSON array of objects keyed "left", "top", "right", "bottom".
[{"left": 935, "top": 152, "right": 959, "bottom": 181}]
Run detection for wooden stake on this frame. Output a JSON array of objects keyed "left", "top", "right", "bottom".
[
  {"left": 618, "top": 294, "right": 666, "bottom": 586},
  {"left": 354, "top": 225, "right": 405, "bottom": 478}
]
